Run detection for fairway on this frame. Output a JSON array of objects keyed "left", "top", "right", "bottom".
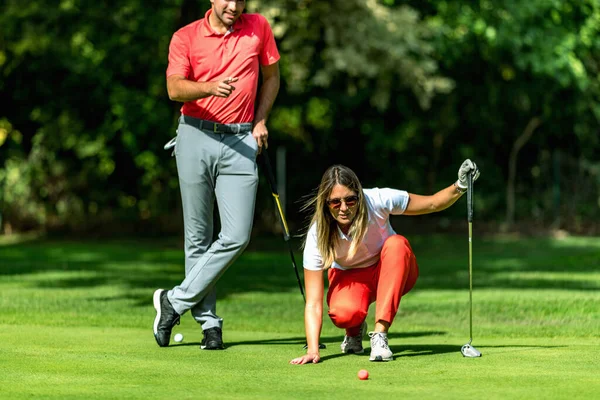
[{"left": 1, "top": 234, "right": 599, "bottom": 399}]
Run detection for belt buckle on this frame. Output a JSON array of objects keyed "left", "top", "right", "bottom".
[{"left": 213, "top": 123, "right": 217, "bottom": 133}]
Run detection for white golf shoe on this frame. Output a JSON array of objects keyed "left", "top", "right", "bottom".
[
  {"left": 368, "top": 331, "right": 393, "bottom": 361},
  {"left": 340, "top": 321, "right": 367, "bottom": 354}
]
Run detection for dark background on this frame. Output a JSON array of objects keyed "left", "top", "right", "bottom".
[{"left": 1, "top": 0, "right": 598, "bottom": 238}]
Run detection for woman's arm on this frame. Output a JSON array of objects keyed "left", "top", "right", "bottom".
[
  {"left": 290, "top": 269, "right": 324, "bottom": 364},
  {"left": 403, "top": 183, "right": 464, "bottom": 216},
  {"left": 403, "top": 159, "right": 479, "bottom": 216}
]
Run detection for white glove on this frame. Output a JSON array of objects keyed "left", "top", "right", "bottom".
[{"left": 456, "top": 159, "right": 480, "bottom": 190}]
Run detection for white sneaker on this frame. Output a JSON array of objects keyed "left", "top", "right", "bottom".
[
  {"left": 369, "top": 332, "right": 393, "bottom": 361},
  {"left": 340, "top": 321, "right": 367, "bottom": 354}
]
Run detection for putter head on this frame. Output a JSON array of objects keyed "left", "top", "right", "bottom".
[{"left": 461, "top": 343, "right": 482, "bottom": 357}]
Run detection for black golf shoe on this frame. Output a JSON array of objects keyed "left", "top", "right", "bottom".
[
  {"left": 153, "top": 289, "right": 180, "bottom": 347},
  {"left": 201, "top": 327, "right": 224, "bottom": 350}
]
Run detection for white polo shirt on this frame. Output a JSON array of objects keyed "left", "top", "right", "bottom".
[{"left": 303, "top": 188, "right": 410, "bottom": 271}]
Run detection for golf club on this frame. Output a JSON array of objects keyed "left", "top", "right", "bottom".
[
  {"left": 260, "top": 150, "right": 326, "bottom": 350},
  {"left": 461, "top": 171, "right": 482, "bottom": 358}
]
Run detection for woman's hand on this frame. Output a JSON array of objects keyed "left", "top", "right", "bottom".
[
  {"left": 289, "top": 352, "right": 321, "bottom": 365},
  {"left": 456, "top": 159, "right": 480, "bottom": 190},
  {"left": 290, "top": 270, "right": 324, "bottom": 365}
]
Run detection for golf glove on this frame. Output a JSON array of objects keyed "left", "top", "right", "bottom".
[{"left": 456, "top": 159, "right": 480, "bottom": 191}]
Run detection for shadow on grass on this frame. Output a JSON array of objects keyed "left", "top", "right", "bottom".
[
  {"left": 1, "top": 234, "right": 599, "bottom": 306},
  {"left": 167, "top": 341, "right": 565, "bottom": 362},
  {"left": 217, "top": 330, "right": 446, "bottom": 348},
  {"left": 320, "top": 343, "right": 567, "bottom": 361},
  {"left": 318, "top": 344, "right": 463, "bottom": 362},
  {"left": 172, "top": 335, "right": 310, "bottom": 349},
  {"left": 468, "top": 344, "right": 567, "bottom": 354},
  {"left": 167, "top": 330, "right": 450, "bottom": 356},
  {"left": 0, "top": 237, "right": 310, "bottom": 301},
  {"left": 409, "top": 234, "right": 600, "bottom": 291}
]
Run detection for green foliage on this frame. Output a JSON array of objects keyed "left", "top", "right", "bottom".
[
  {"left": 256, "top": 0, "right": 453, "bottom": 109},
  {"left": 1, "top": 0, "right": 182, "bottom": 232},
  {"left": 404, "top": 0, "right": 600, "bottom": 222},
  {"left": 1, "top": 0, "right": 599, "bottom": 234}
]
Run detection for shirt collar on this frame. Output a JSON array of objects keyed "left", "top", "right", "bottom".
[
  {"left": 337, "top": 226, "right": 351, "bottom": 241},
  {"left": 201, "top": 9, "right": 247, "bottom": 37}
]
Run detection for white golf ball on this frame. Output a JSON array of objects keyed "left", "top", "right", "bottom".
[{"left": 174, "top": 333, "right": 184, "bottom": 343}]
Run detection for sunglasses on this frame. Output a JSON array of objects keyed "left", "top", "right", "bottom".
[{"left": 326, "top": 195, "right": 359, "bottom": 209}]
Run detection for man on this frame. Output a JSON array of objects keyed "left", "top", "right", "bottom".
[{"left": 153, "top": 0, "right": 280, "bottom": 350}]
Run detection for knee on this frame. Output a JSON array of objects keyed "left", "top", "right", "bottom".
[
  {"left": 186, "top": 233, "right": 212, "bottom": 254},
  {"left": 383, "top": 235, "right": 411, "bottom": 254},
  {"left": 236, "top": 232, "right": 251, "bottom": 250},
  {"left": 220, "top": 232, "right": 251, "bottom": 253},
  {"left": 328, "top": 306, "right": 367, "bottom": 329}
]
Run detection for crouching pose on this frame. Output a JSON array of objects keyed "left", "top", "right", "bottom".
[{"left": 290, "top": 160, "right": 480, "bottom": 364}]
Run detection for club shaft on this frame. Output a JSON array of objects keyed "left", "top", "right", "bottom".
[
  {"left": 467, "top": 171, "right": 474, "bottom": 344},
  {"left": 262, "top": 150, "right": 306, "bottom": 302},
  {"left": 262, "top": 150, "right": 320, "bottom": 347},
  {"left": 463, "top": 171, "right": 480, "bottom": 356},
  {"left": 272, "top": 194, "right": 290, "bottom": 239},
  {"left": 288, "top": 244, "right": 306, "bottom": 302},
  {"left": 469, "top": 221, "right": 473, "bottom": 342}
]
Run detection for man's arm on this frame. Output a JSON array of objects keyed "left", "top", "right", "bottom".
[
  {"left": 252, "top": 62, "right": 280, "bottom": 151},
  {"left": 166, "top": 75, "right": 238, "bottom": 103},
  {"left": 254, "top": 63, "right": 280, "bottom": 126}
]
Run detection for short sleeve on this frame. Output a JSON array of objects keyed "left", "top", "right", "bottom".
[
  {"left": 367, "top": 188, "right": 409, "bottom": 215},
  {"left": 303, "top": 224, "right": 324, "bottom": 271},
  {"left": 258, "top": 16, "right": 280, "bottom": 66},
  {"left": 166, "top": 31, "right": 191, "bottom": 78}
]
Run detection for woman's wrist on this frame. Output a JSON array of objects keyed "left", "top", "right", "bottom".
[{"left": 454, "top": 181, "right": 467, "bottom": 194}]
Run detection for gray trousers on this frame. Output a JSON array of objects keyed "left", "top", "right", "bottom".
[{"left": 168, "top": 115, "right": 258, "bottom": 330}]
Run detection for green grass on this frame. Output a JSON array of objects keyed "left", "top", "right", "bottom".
[{"left": 0, "top": 233, "right": 599, "bottom": 399}]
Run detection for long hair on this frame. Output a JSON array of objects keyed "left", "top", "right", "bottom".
[{"left": 302, "top": 165, "right": 369, "bottom": 269}]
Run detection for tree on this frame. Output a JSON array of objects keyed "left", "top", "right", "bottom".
[{"left": 412, "top": 0, "right": 600, "bottom": 228}]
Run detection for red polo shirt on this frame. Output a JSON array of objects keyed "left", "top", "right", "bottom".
[{"left": 166, "top": 10, "right": 280, "bottom": 124}]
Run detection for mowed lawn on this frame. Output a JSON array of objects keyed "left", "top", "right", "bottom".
[{"left": 0, "top": 233, "right": 598, "bottom": 399}]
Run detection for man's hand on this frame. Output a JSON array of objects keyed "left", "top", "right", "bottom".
[
  {"left": 210, "top": 77, "right": 238, "bottom": 98},
  {"left": 289, "top": 352, "right": 320, "bottom": 365},
  {"left": 252, "top": 120, "right": 269, "bottom": 154},
  {"left": 456, "top": 159, "right": 480, "bottom": 190}
]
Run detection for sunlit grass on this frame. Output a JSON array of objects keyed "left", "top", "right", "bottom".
[{"left": 0, "top": 234, "right": 598, "bottom": 399}]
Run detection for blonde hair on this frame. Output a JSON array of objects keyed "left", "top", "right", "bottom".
[{"left": 302, "top": 165, "right": 369, "bottom": 269}]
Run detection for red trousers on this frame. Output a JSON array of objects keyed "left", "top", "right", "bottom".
[{"left": 327, "top": 235, "right": 419, "bottom": 336}]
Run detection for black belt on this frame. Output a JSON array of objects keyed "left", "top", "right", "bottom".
[{"left": 182, "top": 115, "right": 252, "bottom": 134}]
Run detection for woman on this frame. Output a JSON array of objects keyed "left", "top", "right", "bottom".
[{"left": 290, "top": 160, "right": 480, "bottom": 364}]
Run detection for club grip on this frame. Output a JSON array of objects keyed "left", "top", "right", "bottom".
[
  {"left": 262, "top": 150, "right": 278, "bottom": 195},
  {"left": 467, "top": 171, "right": 474, "bottom": 222}
]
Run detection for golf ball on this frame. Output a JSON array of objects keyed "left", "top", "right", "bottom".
[
  {"left": 174, "top": 333, "right": 184, "bottom": 343},
  {"left": 357, "top": 369, "right": 369, "bottom": 380}
]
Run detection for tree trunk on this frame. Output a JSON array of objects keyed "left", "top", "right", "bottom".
[
  {"left": 427, "top": 131, "right": 444, "bottom": 194},
  {"left": 506, "top": 117, "right": 542, "bottom": 228}
]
